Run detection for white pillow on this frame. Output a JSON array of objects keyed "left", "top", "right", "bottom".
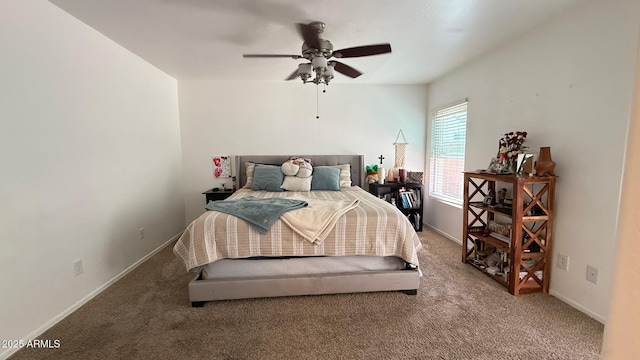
[
  {"left": 297, "top": 161, "right": 313, "bottom": 178},
  {"left": 280, "top": 176, "right": 312, "bottom": 191},
  {"left": 281, "top": 161, "right": 300, "bottom": 176}
]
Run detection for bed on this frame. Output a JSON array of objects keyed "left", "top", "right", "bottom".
[{"left": 173, "top": 155, "right": 422, "bottom": 307}]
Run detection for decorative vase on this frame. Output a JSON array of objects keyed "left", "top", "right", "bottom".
[
  {"left": 378, "top": 168, "right": 385, "bottom": 184},
  {"left": 399, "top": 169, "right": 406, "bottom": 183},
  {"left": 535, "top": 147, "right": 556, "bottom": 176},
  {"left": 496, "top": 159, "right": 514, "bottom": 174},
  {"left": 387, "top": 169, "right": 395, "bottom": 182},
  {"left": 506, "top": 159, "right": 517, "bottom": 174}
]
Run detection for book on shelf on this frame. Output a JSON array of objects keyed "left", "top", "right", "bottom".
[
  {"left": 399, "top": 190, "right": 417, "bottom": 209},
  {"left": 488, "top": 220, "right": 511, "bottom": 238},
  {"left": 411, "top": 189, "right": 422, "bottom": 207},
  {"left": 407, "top": 212, "right": 421, "bottom": 230},
  {"left": 406, "top": 191, "right": 414, "bottom": 208},
  {"left": 489, "top": 232, "right": 510, "bottom": 244},
  {"left": 399, "top": 191, "right": 410, "bottom": 208},
  {"left": 400, "top": 191, "right": 413, "bottom": 209}
]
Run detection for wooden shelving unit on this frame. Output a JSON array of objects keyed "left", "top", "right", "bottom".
[
  {"left": 462, "top": 171, "right": 556, "bottom": 295},
  {"left": 369, "top": 183, "right": 424, "bottom": 231}
]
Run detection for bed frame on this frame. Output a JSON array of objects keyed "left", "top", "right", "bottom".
[{"left": 188, "top": 155, "right": 420, "bottom": 307}]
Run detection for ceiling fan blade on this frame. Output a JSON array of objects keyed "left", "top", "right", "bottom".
[
  {"left": 243, "top": 54, "right": 302, "bottom": 59},
  {"left": 285, "top": 69, "right": 299, "bottom": 81},
  {"left": 330, "top": 61, "right": 362, "bottom": 78},
  {"left": 297, "top": 23, "right": 321, "bottom": 49},
  {"left": 333, "top": 43, "right": 392, "bottom": 58}
]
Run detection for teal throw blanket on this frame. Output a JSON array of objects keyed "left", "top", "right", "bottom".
[{"left": 205, "top": 196, "right": 308, "bottom": 234}]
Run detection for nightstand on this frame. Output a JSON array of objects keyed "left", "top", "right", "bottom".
[{"left": 202, "top": 189, "right": 235, "bottom": 204}]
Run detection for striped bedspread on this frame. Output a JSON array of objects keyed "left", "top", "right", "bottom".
[{"left": 173, "top": 186, "right": 422, "bottom": 272}]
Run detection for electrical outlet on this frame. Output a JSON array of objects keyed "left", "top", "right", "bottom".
[
  {"left": 586, "top": 265, "right": 598, "bottom": 284},
  {"left": 73, "top": 259, "right": 84, "bottom": 276},
  {"left": 557, "top": 253, "right": 569, "bottom": 271},
  {"left": 139, "top": 228, "right": 144, "bottom": 240}
]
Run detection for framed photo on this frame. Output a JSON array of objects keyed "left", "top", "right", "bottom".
[
  {"left": 517, "top": 153, "right": 534, "bottom": 174},
  {"left": 212, "top": 156, "right": 231, "bottom": 178},
  {"left": 483, "top": 195, "right": 493, "bottom": 206},
  {"left": 487, "top": 158, "right": 502, "bottom": 173}
]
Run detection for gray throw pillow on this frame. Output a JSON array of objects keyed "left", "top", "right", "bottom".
[
  {"left": 252, "top": 165, "right": 284, "bottom": 192},
  {"left": 311, "top": 167, "right": 341, "bottom": 191}
]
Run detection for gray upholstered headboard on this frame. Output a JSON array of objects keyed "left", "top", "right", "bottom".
[{"left": 235, "top": 155, "right": 365, "bottom": 189}]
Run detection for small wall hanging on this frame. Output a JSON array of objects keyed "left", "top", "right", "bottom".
[
  {"left": 393, "top": 129, "right": 408, "bottom": 168},
  {"left": 212, "top": 156, "right": 231, "bottom": 178}
]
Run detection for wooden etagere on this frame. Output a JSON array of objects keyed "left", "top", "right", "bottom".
[{"left": 462, "top": 171, "right": 556, "bottom": 295}]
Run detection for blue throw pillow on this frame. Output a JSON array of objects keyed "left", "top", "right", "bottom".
[
  {"left": 311, "top": 167, "right": 341, "bottom": 191},
  {"left": 252, "top": 165, "right": 284, "bottom": 192}
]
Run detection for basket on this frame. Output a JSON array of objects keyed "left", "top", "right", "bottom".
[{"left": 406, "top": 171, "right": 424, "bottom": 184}]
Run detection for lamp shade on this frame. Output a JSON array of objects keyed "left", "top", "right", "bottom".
[
  {"left": 323, "top": 62, "right": 335, "bottom": 84},
  {"left": 311, "top": 56, "right": 327, "bottom": 70},
  {"left": 325, "top": 62, "right": 335, "bottom": 78},
  {"left": 297, "top": 63, "right": 312, "bottom": 79}
]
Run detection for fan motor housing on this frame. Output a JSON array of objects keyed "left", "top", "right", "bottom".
[{"left": 302, "top": 39, "right": 333, "bottom": 59}]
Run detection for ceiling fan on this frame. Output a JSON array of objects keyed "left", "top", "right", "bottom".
[{"left": 243, "top": 21, "right": 392, "bottom": 85}]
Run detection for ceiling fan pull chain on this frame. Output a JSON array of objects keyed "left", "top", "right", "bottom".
[{"left": 316, "top": 85, "right": 320, "bottom": 119}]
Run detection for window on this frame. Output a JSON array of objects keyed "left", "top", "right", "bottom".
[{"left": 429, "top": 101, "right": 467, "bottom": 206}]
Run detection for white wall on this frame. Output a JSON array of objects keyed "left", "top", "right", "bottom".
[
  {"left": 425, "top": 0, "right": 640, "bottom": 322},
  {"left": 178, "top": 81, "right": 428, "bottom": 223},
  {"left": 0, "top": 1, "right": 184, "bottom": 357}
]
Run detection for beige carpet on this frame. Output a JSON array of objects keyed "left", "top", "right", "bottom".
[{"left": 10, "top": 229, "right": 603, "bottom": 360}]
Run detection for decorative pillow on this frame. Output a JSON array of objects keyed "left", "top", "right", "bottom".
[
  {"left": 289, "top": 156, "right": 312, "bottom": 164},
  {"left": 311, "top": 167, "right": 341, "bottom": 191},
  {"left": 281, "top": 157, "right": 313, "bottom": 178},
  {"left": 336, "top": 164, "right": 352, "bottom": 187},
  {"left": 281, "top": 161, "right": 300, "bottom": 176},
  {"left": 281, "top": 176, "right": 312, "bottom": 191},
  {"left": 316, "top": 164, "right": 351, "bottom": 187},
  {"left": 252, "top": 165, "right": 284, "bottom": 192},
  {"left": 296, "top": 161, "right": 313, "bottom": 178},
  {"left": 243, "top": 162, "right": 255, "bottom": 189}
]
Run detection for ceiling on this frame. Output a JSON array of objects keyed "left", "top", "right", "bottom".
[{"left": 49, "top": 0, "right": 585, "bottom": 84}]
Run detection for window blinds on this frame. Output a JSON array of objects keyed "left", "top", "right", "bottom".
[{"left": 430, "top": 101, "right": 467, "bottom": 205}]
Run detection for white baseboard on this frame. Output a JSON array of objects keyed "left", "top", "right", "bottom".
[
  {"left": 549, "top": 290, "right": 606, "bottom": 324},
  {"left": 425, "top": 224, "right": 462, "bottom": 245},
  {"left": 0, "top": 232, "right": 182, "bottom": 360}
]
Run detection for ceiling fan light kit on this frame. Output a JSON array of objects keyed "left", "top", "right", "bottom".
[
  {"left": 297, "top": 63, "right": 312, "bottom": 81},
  {"left": 243, "top": 21, "right": 392, "bottom": 86}
]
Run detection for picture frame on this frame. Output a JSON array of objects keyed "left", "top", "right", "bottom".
[
  {"left": 483, "top": 195, "right": 493, "bottom": 206},
  {"left": 487, "top": 158, "right": 502, "bottom": 173},
  {"left": 517, "top": 153, "right": 534, "bottom": 174},
  {"left": 212, "top": 156, "right": 231, "bottom": 179}
]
